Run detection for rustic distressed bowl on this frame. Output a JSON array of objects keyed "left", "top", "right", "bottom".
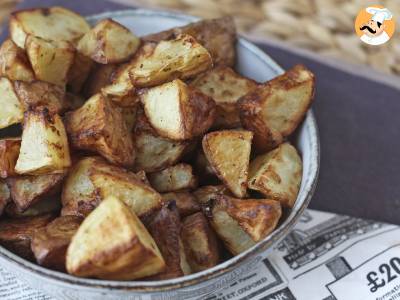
[{"left": 0, "top": 9, "right": 320, "bottom": 300}]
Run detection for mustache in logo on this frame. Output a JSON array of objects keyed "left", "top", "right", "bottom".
[{"left": 360, "top": 25, "right": 376, "bottom": 34}]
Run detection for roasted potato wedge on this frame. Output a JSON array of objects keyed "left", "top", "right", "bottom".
[
  {"left": 66, "top": 196, "right": 165, "bottom": 280},
  {"left": 207, "top": 195, "right": 281, "bottom": 255},
  {"left": 10, "top": 7, "right": 90, "bottom": 48},
  {"left": 15, "top": 109, "right": 71, "bottom": 175},
  {"left": 193, "top": 185, "right": 231, "bottom": 205},
  {"left": 67, "top": 52, "right": 93, "bottom": 93},
  {"left": 143, "top": 17, "right": 236, "bottom": 67},
  {"left": 31, "top": 215, "right": 82, "bottom": 271},
  {"left": 0, "top": 77, "right": 24, "bottom": 129},
  {"left": 202, "top": 130, "right": 253, "bottom": 198},
  {"left": 148, "top": 164, "right": 197, "bottom": 193},
  {"left": 142, "top": 79, "right": 216, "bottom": 140},
  {"left": 248, "top": 142, "right": 302, "bottom": 208},
  {"left": 77, "top": 18, "right": 140, "bottom": 64},
  {"left": 5, "top": 197, "right": 61, "bottom": 218},
  {"left": 129, "top": 34, "right": 212, "bottom": 87},
  {"left": 191, "top": 66, "right": 257, "bottom": 128},
  {"left": 238, "top": 65, "right": 315, "bottom": 152},
  {"left": 83, "top": 63, "right": 117, "bottom": 98},
  {"left": 147, "top": 203, "right": 191, "bottom": 279},
  {"left": 0, "top": 138, "right": 21, "bottom": 178},
  {"left": 0, "top": 214, "right": 54, "bottom": 260},
  {"left": 120, "top": 105, "right": 137, "bottom": 132},
  {"left": 162, "top": 192, "right": 200, "bottom": 217},
  {"left": 0, "top": 180, "right": 11, "bottom": 216},
  {"left": 182, "top": 212, "right": 219, "bottom": 272},
  {"left": 7, "top": 173, "right": 65, "bottom": 211},
  {"left": 25, "top": 35, "right": 75, "bottom": 87},
  {"left": 65, "top": 93, "right": 135, "bottom": 167},
  {"left": 0, "top": 39, "right": 35, "bottom": 82}
]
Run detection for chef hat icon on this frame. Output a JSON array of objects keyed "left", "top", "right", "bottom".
[{"left": 366, "top": 7, "right": 393, "bottom": 24}]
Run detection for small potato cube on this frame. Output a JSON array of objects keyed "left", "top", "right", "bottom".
[
  {"left": 162, "top": 192, "right": 200, "bottom": 217},
  {"left": 0, "top": 77, "right": 24, "bottom": 129},
  {"left": 15, "top": 109, "right": 71, "bottom": 175},
  {"left": 31, "top": 216, "right": 82, "bottom": 271},
  {"left": 129, "top": 34, "right": 212, "bottom": 87},
  {"left": 248, "top": 143, "right": 302, "bottom": 208},
  {"left": 77, "top": 18, "right": 140, "bottom": 64},
  {"left": 142, "top": 79, "right": 216, "bottom": 141},
  {"left": 66, "top": 196, "right": 165, "bottom": 280},
  {"left": 148, "top": 164, "right": 197, "bottom": 193},
  {"left": 238, "top": 65, "right": 315, "bottom": 152},
  {"left": 0, "top": 180, "right": 11, "bottom": 216},
  {"left": 67, "top": 52, "right": 93, "bottom": 93},
  {"left": 0, "top": 39, "right": 35, "bottom": 82},
  {"left": 207, "top": 195, "right": 281, "bottom": 255},
  {"left": 65, "top": 94, "right": 135, "bottom": 167},
  {"left": 25, "top": 35, "right": 75, "bottom": 87},
  {"left": 182, "top": 212, "right": 220, "bottom": 272},
  {"left": 83, "top": 63, "right": 117, "bottom": 98},
  {"left": 193, "top": 185, "right": 231, "bottom": 205},
  {"left": 0, "top": 138, "right": 21, "bottom": 178},
  {"left": 202, "top": 130, "right": 253, "bottom": 198}
]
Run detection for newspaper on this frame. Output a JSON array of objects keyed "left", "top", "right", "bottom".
[{"left": 1, "top": 209, "right": 399, "bottom": 300}]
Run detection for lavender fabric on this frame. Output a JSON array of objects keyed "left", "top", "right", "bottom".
[{"left": 2, "top": 0, "right": 400, "bottom": 224}]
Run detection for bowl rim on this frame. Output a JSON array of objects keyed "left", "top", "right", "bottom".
[{"left": 0, "top": 8, "right": 320, "bottom": 293}]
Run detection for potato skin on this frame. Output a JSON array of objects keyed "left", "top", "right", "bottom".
[
  {"left": 83, "top": 63, "right": 117, "bottom": 98},
  {"left": 0, "top": 180, "right": 11, "bottom": 217},
  {"left": 5, "top": 197, "right": 61, "bottom": 219},
  {"left": 0, "top": 138, "right": 21, "bottom": 178},
  {"left": 67, "top": 52, "right": 93, "bottom": 93},
  {"left": 193, "top": 185, "right": 232, "bottom": 205},
  {"left": 162, "top": 192, "right": 200, "bottom": 217}
]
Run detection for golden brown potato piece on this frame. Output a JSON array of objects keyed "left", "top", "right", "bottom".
[
  {"left": 119, "top": 105, "right": 137, "bottom": 132},
  {"left": 15, "top": 109, "right": 71, "bottom": 175},
  {"left": 100, "top": 78, "right": 137, "bottom": 107},
  {"left": 83, "top": 63, "right": 117, "bottom": 98},
  {"left": 25, "top": 35, "right": 75, "bottom": 87},
  {"left": 148, "top": 164, "right": 197, "bottom": 193},
  {"left": 77, "top": 18, "right": 140, "bottom": 64},
  {"left": 143, "top": 16, "right": 236, "bottom": 67},
  {"left": 7, "top": 173, "right": 65, "bottom": 211},
  {"left": 67, "top": 52, "right": 93, "bottom": 93},
  {"left": 31, "top": 215, "right": 82, "bottom": 271},
  {"left": 0, "top": 138, "right": 21, "bottom": 178},
  {"left": 191, "top": 66, "right": 257, "bottom": 128},
  {"left": 0, "top": 77, "right": 24, "bottom": 129},
  {"left": 238, "top": 65, "right": 315, "bottom": 152},
  {"left": 65, "top": 93, "right": 135, "bottom": 167},
  {"left": 66, "top": 196, "right": 165, "bottom": 280},
  {"left": 129, "top": 34, "right": 212, "bottom": 88},
  {"left": 142, "top": 79, "right": 216, "bottom": 140},
  {"left": 207, "top": 195, "right": 281, "bottom": 255},
  {"left": 193, "top": 185, "right": 231, "bottom": 205},
  {"left": 162, "top": 192, "right": 200, "bottom": 217},
  {"left": 13, "top": 80, "right": 66, "bottom": 113},
  {"left": 0, "top": 180, "right": 11, "bottom": 216},
  {"left": 202, "top": 130, "right": 253, "bottom": 198},
  {"left": 248, "top": 143, "right": 302, "bottom": 208},
  {"left": 147, "top": 203, "right": 191, "bottom": 279},
  {"left": 5, "top": 197, "right": 61, "bottom": 218},
  {"left": 10, "top": 7, "right": 90, "bottom": 48},
  {"left": 0, "top": 214, "right": 54, "bottom": 260},
  {"left": 181, "top": 212, "right": 219, "bottom": 272},
  {"left": 0, "top": 39, "right": 35, "bottom": 82}
]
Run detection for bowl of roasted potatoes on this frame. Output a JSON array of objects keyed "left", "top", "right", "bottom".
[{"left": 0, "top": 6, "right": 319, "bottom": 299}]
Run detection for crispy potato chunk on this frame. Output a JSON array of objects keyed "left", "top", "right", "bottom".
[
  {"left": 77, "top": 18, "right": 140, "bottom": 64},
  {"left": 0, "top": 214, "right": 54, "bottom": 260},
  {"left": 83, "top": 63, "right": 117, "bottom": 98},
  {"left": 0, "top": 138, "right": 21, "bottom": 178},
  {"left": 0, "top": 77, "right": 24, "bottom": 129},
  {"left": 5, "top": 197, "right": 61, "bottom": 218},
  {"left": 207, "top": 195, "right": 281, "bottom": 255},
  {"left": 67, "top": 52, "right": 93, "bottom": 93},
  {"left": 120, "top": 105, "right": 137, "bottom": 132},
  {"left": 65, "top": 94, "right": 135, "bottom": 167},
  {"left": 202, "top": 130, "right": 253, "bottom": 198},
  {"left": 0, "top": 180, "right": 11, "bottom": 216},
  {"left": 31, "top": 216, "right": 82, "bottom": 271},
  {"left": 191, "top": 66, "right": 257, "bottom": 128},
  {"left": 25, "top": 35, "right": 75, "bottom": 87},
  {"left": 7, "top": 173, "right": 65, "bottom": 211},
  {"left": 129, "top": 34, "right": 212, "bottom": 88},
  {"left": 142, "top": 79, "right": 216, "bottom": 140},
  {"left": 162, "top": 192, "right": 200, "bottom": 217},
  {"left": 143, "top": 17, "right": 236, "bottom": 67},
  {"left": 147, "top": 203, "right": 191, "bottom": 279},
  {"left": 0, "top": 39, "right": 35, "bottom": 82},
  {"left": 15, "top": 109, "right": 71, "bottom": 175},
  {"left": 182, "top": 212, "right": 219, "bottom": 272},
  {"left": 193, "top": 185, "right": 231, "bottom": 205},
  {"left": 248, "top": 143, "right": 302, "bottom": 208},
  {"left": 10, "top": 7, "right": 90, "bottom": 48},
  {"left": 66, "top": 196, "right": 165, "bottom": 280},
  {"left": 148, "top": 164, "right": 197, "bottom": 193},
  {"left": 238, "top": 65, "right": 315, "bottom": 152}
]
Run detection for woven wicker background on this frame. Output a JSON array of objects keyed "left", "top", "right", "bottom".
[{"left": 1, "top": 0, "right": 399, "bottom": 76}]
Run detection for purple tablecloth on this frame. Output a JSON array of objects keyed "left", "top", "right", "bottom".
[{"left": 2, "top": 0, "right": 400, "bottom": 224}]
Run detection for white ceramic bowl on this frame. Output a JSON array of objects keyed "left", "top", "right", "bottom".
[{"left": 0, "top": 9, "right": 320, "bottom": 300}]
